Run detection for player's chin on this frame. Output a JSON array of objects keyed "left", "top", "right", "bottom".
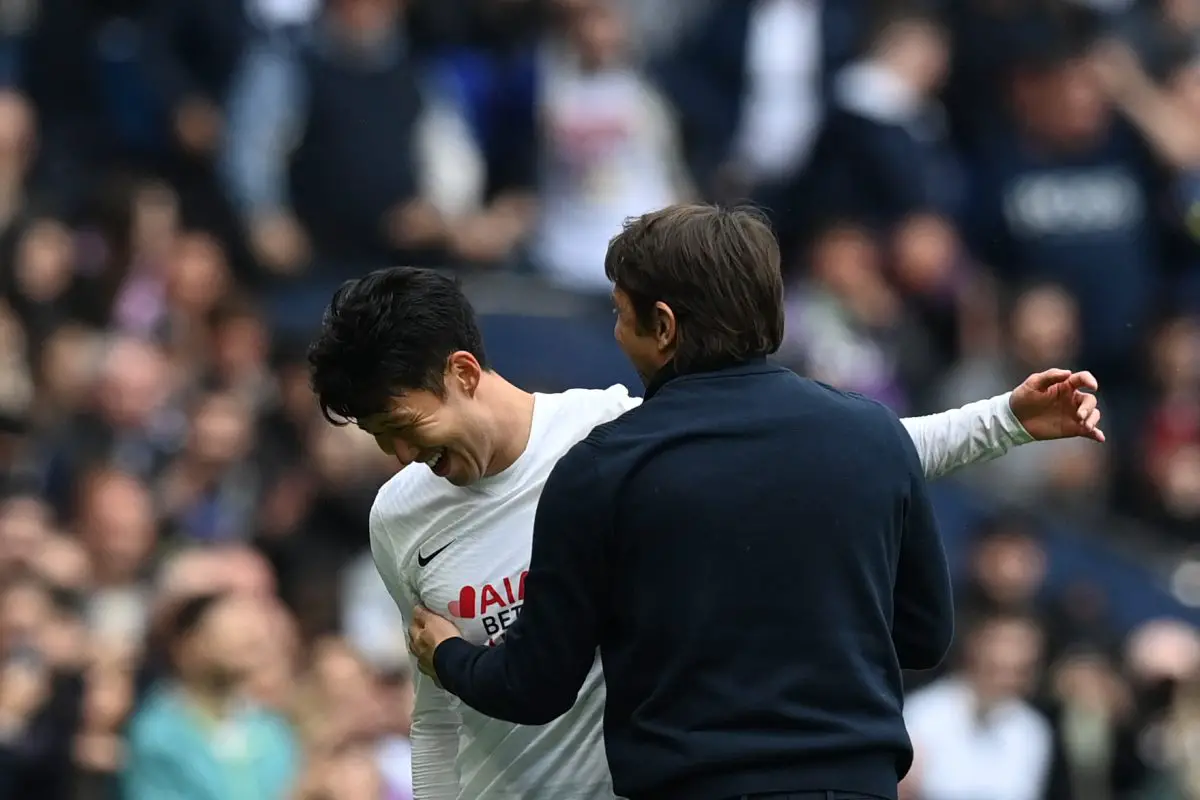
[{"left": 444, "top": 462, "right": 478, "bottom": 487}]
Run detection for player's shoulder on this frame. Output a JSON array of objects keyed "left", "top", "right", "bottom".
[
  {"left": 534, "top": 383, "right": 641, "bottom": 435},
  {"left": 539, "top": 383, "right": 641, "bottom": 416}
]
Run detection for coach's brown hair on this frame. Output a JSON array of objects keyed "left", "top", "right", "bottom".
[{"left": 604, "top": 204, "right": 784, "bottom": 371}]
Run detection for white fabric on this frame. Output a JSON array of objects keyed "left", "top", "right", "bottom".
[
  {"left": 247, "top": 0, "right": 318, "bottom": 27},
  {"left": 533, "top": 55, "right": 681, "bottom": 293},
  {"left": 370, "top": 385, "right": 1031, "bottom": 800},
  {"left": 901, "top": 392, "right": 1032, "bottom": 480},
  {"left": 735, "top": 0, "right": 823, "bottom": 178},
  {"left": 905, "top": 678, "right": 1054, "bottom": 800}
]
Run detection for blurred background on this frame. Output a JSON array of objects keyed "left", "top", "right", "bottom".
[{"left": 0, "top": 0, "right": 1199, "bottom": 797}]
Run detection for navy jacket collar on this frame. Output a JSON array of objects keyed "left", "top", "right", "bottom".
[{"left": 643, "top": 356, "right": 773, "bottom": 401}]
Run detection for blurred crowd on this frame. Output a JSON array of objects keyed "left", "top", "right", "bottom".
[{"left": 0, "top": 0, "right": 1199, "bottom": 798}]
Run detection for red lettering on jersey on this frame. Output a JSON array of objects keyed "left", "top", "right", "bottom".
[
  {"left": 455, "top": 586, "right": 477, "bottom": 619},
  {"left": 480, "top": 584, "right": 506, "bottom": 613},
  {"left": 502, "top": 576, "right": 516, "bottom": 604},
  {"left": 517, "top": 570, "right": 528, "bottom": 600}
]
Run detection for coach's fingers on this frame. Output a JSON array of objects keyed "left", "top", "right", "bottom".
[
  {"left": 1068, "top": 370, "right": 1099, "bottom": 392},
  {"left": 1027, "top": 368, "right": 1073, "bottom": 391},
  {"left": 1082, "top": 408, "right": 1105, "bottom": 442},
  {"left": 407, "top": 622, "right": 422, "bottom": 652}
]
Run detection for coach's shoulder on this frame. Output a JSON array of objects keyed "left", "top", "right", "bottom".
[
  {"left": 799, "top": 380, "right": 899, "bottom": 424},
  {"left": 541, "top": 435, "right": 614, "bottom": 513},
  {"left": 803, "top": 379, "right": 895, "bottom": 415},
  {"left": 804, "top": 380, "right": 920, "bottom": 456}
]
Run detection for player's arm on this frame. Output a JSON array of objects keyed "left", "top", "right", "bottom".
[
  {"left": 891, "top": 429, "right": 954, "bottom": 670},
  {"left": 431, "top": 444, "right": 607, "bottom": 725},
  {"left": 370, "top": 510, "right": 462, "bottom": 800},
  {"left": 900, "top": 368, "right": 1102, "bottom": 480},
  {"left": 407, "top": 670, "right": 463, "bottom": 800},
  {"left": 899, "top": 392, "right": 1031, "bottom": 481}
]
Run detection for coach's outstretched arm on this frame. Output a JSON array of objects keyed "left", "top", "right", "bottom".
[
  {"left": 413, "top": 444, "right": 608, "bottom": 726},
  {"left": 900, "top": 368, "right": 1103, "bottom": 480},
  {"left": 891, "top": 433, "right": 955, "bottom": 670}
]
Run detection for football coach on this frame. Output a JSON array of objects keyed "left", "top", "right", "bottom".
[{"left": 410, "top": 204, "right": 953, "bottom": 800}]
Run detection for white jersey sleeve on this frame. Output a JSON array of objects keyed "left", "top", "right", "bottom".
[
  {"left": 900, "top": 392, "right": 1034, "bottom": 480},
  {"left": 369, "top": 504, "right": 462, "bottom": 800}
]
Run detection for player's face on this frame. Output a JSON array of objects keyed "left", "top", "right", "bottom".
[
  {"left": 612, "top": 287, "right": 674, "bottom": 385},
  {"left": 358, "top": 353, "right": 492, "bottom": 486}
]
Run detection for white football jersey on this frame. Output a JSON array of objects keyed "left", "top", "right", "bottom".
[{"left": 370, "top": 386, "right": 1030, "bottom": 800}]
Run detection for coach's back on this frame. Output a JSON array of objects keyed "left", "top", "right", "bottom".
[{"left": 585, "top": 359, "right": 953, "bottom": 800}]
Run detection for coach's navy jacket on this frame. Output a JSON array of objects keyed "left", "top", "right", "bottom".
[{"left": 434, "top": 358, "right": 954, "bottom": 800}]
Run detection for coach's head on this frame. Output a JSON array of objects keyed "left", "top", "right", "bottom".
[{"left": 604, "top": 204, "right": 785, "bottom": 385}]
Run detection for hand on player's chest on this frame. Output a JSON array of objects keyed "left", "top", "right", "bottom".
[{"left": 418, "top": 531, "right": 532, "bottom": 648}]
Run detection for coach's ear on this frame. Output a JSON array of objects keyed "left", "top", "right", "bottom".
[
  {"left": 447, "top": 351, "right": 483, "bottom": 397},
  {"left": 653, "top": 301, "right": 676, "bottom": 353}
]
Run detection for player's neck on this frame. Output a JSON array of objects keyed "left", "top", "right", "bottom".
[{"left": 479, "top": 374, "right": 536, "bottom": 478}]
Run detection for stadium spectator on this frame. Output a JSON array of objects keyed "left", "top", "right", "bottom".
[
  {"left": 653, "top": 0, "right": 865, "bottom": 207},
  {"left": 524, "top": 0, "right": 691, "bottom": 293},
  {"left": 805, "top": 5, "right": 959, "bottom": 229},
  {"left": 968, "top": 22, "right": 1169, "bottom": 392},
  {"left": 123, "top": 592, "right": 299, "bottom": 799},
  {"left": 779, "top": 220, "right": 935, "bottom": 413},
  {"left": 221, "top": 0, "right": 483, "bottom": 291},
  {"left": 904, "top": 612, "right": 1054, "bottom": 800},
  {"left": 74, "top": 467, "right": 157, "bottom": 650}
]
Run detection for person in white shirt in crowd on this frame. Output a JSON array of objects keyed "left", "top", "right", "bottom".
[
  {"left": 533, "top": 0, "right": 694, "bottom": 294},
  {"left": 902, "top": 612, "right": 1055, "bottom": 800},
  {"left": 306, "top": 266, "right": 1102, "bottom": 800}
]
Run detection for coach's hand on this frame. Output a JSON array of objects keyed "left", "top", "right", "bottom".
[
  {"left": 1009, "top": 368, "right": 1105, "bottom": 443},
  {"left": 409, "top": 606, "right": 464, "bottom": 683}
]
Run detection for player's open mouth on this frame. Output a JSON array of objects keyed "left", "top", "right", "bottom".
[{"left": 428, "top": 449, "right": 451, "bottom": 477}]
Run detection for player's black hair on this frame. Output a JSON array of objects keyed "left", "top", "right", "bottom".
[{"left": 308, "top": 266, "right": 490, "bottom": 425}]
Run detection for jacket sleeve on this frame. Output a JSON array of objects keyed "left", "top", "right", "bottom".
[{"left": 434, "top": 443, "right": 607, "bottom": 725}]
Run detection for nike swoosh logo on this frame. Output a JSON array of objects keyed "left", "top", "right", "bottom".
[{"left": 417, "top": 541, "right": 455, "bottom": 567}]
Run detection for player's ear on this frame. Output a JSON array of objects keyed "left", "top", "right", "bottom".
[
  {"left": 653, "top": 301, "right": 676, "bottom": 353},
  {"left": 447, "top": 351, "right": 483, "bottom": 397}
]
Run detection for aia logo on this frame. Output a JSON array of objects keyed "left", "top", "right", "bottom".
[{"left": 449, "top": 570, "right": 528, "bottom": 646}]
